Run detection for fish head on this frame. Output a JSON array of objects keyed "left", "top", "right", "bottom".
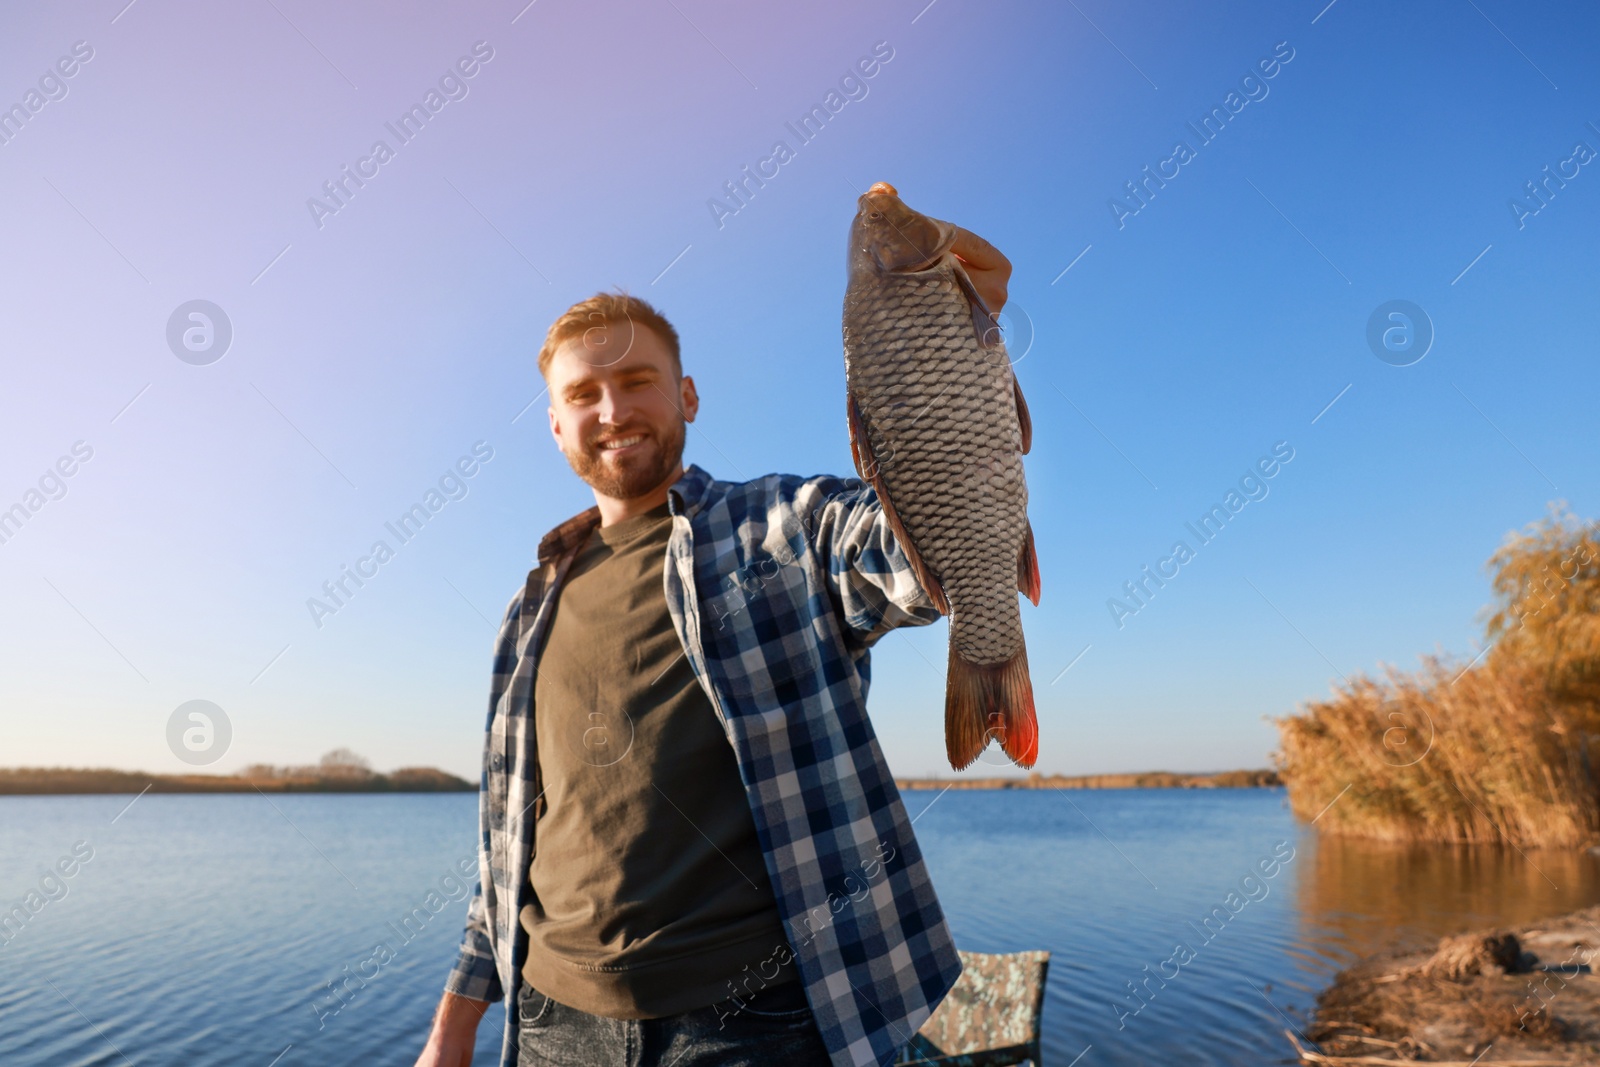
[{"left": 849, "top": 182, "right": 957, "bottom": 276}]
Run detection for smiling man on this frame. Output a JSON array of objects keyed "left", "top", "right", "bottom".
[{"left": 412, "top": 223, "right": 1011, "bottom": 1067}]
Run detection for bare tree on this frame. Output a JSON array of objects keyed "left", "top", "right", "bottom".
[{"left": 317, "top": 748, "right": 374, "bottom": 779}]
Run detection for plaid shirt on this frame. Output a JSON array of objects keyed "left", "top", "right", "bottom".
[{"left": 446, "top": 463, "right": 963, "bottom": 1067}]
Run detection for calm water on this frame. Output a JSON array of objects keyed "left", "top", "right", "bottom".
[{"left": 3, "top": 789, "right": 1598, "bottom": 1066}]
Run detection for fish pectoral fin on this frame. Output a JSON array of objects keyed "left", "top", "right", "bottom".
[
  {"left": 950, "top": 257, "right": 1001, "bottom": 351},
  {"left": 1013, "top": 377, "right": 1033, "bottom": 455},
  {"left": 848, "top": 393, "right": 950, "bottom": 616},
  {"left": 846, "top": 389, "right": 870, "bottom": 479},
  {"left": 1018, "top": 519, "right": 1041, "bottom": 606}
]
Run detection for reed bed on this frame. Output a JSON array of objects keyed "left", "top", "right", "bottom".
[{"left": 1276, "top": 505, "right": 1600, "bottom": 848}]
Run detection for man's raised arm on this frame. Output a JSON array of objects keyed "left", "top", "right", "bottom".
[{"left": 810, "top": 482, "right": 943, "bottom": 646}]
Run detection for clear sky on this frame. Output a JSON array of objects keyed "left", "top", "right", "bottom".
[{"left": 1, "top": 0, "right": 1595, "bottom": 780}]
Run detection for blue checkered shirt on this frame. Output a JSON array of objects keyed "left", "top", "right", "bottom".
[{"left": 445, "top": 463, "right": 963, "bottom": 1067}]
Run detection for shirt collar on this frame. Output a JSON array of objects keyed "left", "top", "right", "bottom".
[
  {"left": 535, "top": 463, "right": 713, "bottom": 567},
  {"left": 667, "top": 463, "right": 714, "bottom": 519},
  {"left": 534, "top": 506, "right": 601, "bottom": 567}
]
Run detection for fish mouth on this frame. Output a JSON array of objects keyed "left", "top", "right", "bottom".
[{"left": 856, "top": 188, "right": 958, "bottom": 274}]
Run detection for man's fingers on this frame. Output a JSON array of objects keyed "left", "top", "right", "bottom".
[
  {"left": 950, "top": 226, "right": 1011, "bottom": 313},
  {"left": 947, "top": 223, "right": 1011, "bottom": 310},
  {"left": 950, "top": 227, "right": 1011, "bottom": 278}
]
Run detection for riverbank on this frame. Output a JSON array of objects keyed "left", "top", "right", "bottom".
[
  {"left": 1296, "top": 905, "right": 1600, "bottom": 1064},
  {"left": 1275, "top": 507, "right": 1600, "bottom": 850},
  {"left": 895, "top": 769, "right": 1281, "bottom": 790},
  {"left": 0, "top": 766, "right": 472, "bottom": 794}
]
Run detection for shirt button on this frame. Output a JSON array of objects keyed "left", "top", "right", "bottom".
[{"left": 490, "top": 753, "right": 505, "bottom": 771}]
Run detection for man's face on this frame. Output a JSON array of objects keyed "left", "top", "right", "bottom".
[{"left": 546, "top": 322, "right": 698, "bottom": 501}]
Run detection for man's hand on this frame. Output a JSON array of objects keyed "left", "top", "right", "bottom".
[
  {"left": 413, "top": 991, "right": 490, "bottom": 1067},
  {"left": 951, "top": 226, "right": 1011, "bottom": 314}
]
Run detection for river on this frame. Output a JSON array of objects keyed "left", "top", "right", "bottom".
[{"left": 3, "top": 789, "right": 1596, "bottom": 1065}]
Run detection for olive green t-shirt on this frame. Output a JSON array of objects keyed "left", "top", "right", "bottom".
[{"left": 519, "top": 502, "right": 797, "bottom": 1018}]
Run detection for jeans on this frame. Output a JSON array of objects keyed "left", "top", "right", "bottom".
[{"left": 515, "top": 977, "right": 833, "bottom": 1066}]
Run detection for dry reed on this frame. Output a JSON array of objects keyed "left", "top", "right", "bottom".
[{"left": 1276, "top": 505, "right": 1600, "bottom": 848}]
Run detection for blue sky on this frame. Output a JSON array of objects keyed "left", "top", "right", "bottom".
[{"left": 1, "top": 0, "right": 1595, "bottom": 779}]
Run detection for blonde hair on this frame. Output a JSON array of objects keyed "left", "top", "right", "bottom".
[{"left": 536, "top": 291, "right": 681, "bottom": 378}]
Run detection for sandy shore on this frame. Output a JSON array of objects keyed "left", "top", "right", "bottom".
[{"left": 1297, "top": 905, "right": 1600, "bottom": 1064}]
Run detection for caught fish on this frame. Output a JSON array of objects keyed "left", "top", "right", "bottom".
[{"left": 842, "top": 181, "right": 1041, "bottom": 771}]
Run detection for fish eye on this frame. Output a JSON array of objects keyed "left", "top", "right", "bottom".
[{"left": 868, "top": 211, "right": 883, "bottom": 220}]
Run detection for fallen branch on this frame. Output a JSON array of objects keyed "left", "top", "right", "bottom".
[{"left": 1285, "top": 1029, "right": 1565, "bottom": 1066}]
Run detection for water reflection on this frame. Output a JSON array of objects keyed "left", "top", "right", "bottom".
[{"left": 1294, "top": 831, "right": 1600, "bottom": 975}]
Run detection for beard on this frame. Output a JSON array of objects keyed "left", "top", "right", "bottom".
[{"left": 565, "top": 417, "right": 686, "bottom": 500}]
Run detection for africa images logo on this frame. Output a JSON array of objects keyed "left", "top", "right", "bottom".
[
  {"left": 305, "top": 42, "right": 494, "bottom": 230},
  {"left": 166, "top": 300, "right": 233, "bottom": 365},
  {"left": 1365, "top": 300, "right": 1433, "bottom": 367},
  {"left": 705, "top": 41, "right": 895, "bottom": 230},
  {"left": 166, "top": 700, "right": 232, "bottom": 766}
]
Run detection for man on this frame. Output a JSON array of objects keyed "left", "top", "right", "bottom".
[{"left": 413, "top": 221, "right": 1012, "bottom": 1067}]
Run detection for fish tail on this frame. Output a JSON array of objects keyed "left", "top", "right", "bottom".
[{"left": 945, "top": 640, "right": 1038, "bottom": 771}]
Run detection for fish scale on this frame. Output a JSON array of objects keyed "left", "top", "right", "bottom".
[
  {"left": 848, "top": 276, "right": 1024, "bottom": 664},
  {"left": 842, "top": 182, "right": 1040, "bottom": 770}
]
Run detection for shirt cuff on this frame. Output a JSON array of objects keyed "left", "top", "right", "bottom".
[{"left": 444, "top": 942, "right": 503, "bottom": 1004}]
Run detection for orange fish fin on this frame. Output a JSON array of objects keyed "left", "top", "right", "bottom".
[
  {"left": 1018, "top": 520, "right": 1041, "bottom": 606},
  {"left": 847, "top": 393, "right": 949, "bottom": 616},
  {"left": 945, "top": 641, "right": 1038, "bottom": 771},
  {"left": 950, "top": 258, "right": 1001, "bottom": 351},
  {"left": 1013, "top": 376, "right": 1032, "bottom": 455}
]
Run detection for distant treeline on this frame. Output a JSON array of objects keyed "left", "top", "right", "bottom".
[
  {"left": 896, "top": 769, "right": 1281, "bottom": 791},
  {"left": 0, "top": 749, "right": 472, "bottom": 795},
  {"left": 1277, "top": 504, "right": 1600, "bottom": 848}
]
